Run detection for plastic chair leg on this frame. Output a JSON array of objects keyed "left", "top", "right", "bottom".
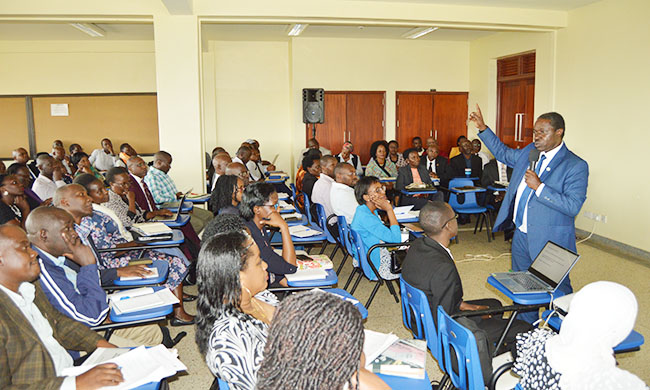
[
  {"left": 385, "top": 279, "right": 400, "bottom": 303},
  {"left": 343, "top": 267, "right": 357, "bottom": 290},
  {"left": 474, "top": 213, "right": 481, "bottom": 234},
  {"left": 319, "top": 243, "right": 327, "bottom": 255},
  {"left": 336, "top": 253, "right": 348, "bottom": 275},
  {"left": 350, "top": 272, "right": 364, "bottom": 294},
  {"left": 484, "top": 212, "right": 492, "bottom": 242},
  {"left": 365, "top": 280, "right": 383, "bottom": 308},
  {"left": 329, "top": 244, "right": 340, "bottom": 261}
]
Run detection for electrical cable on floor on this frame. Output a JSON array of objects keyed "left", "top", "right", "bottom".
[
  {"left": 576, "top": 220, "right": 597, "bottom": 245},
  {"left": 456, "top": 252, "right": 511, "bottom": 263}
]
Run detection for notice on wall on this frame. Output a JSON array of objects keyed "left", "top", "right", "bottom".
[{"left": 50, "top": 103, "right": 69, "bottom": 117}]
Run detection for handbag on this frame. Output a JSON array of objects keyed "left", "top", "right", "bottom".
[{"left": 389, "top": 247, "right": 409, "bottom": 274}]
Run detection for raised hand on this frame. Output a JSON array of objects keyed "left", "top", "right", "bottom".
[
  {"left": 260, "top": 210, "right": 286, "bottom": 229},
  {"left": 469, "top": 104, "right": 488, "bottom": 131}
]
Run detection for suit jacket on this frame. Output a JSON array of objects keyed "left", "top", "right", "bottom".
[
  {"left": 401, "top": 236, "right": 463, "bottom": 325},
  {"left": 478, "top": 127, "right": 589, "bottom": 258},
  {"left": 129, "top": 174, "right": 155, "bottom": 213},
  {"left": 480, "top": 159, "right": 513, "bottom": 188},
  {"left": 448, "top": 153, "right": 483, "bottom": 179},
  {"left": 395, "top": 165, "right": 433, "bottom": 191},
  {"left": 419, "top": 155, "right": 450, "bottom": 186},
  {"left": 0, "top": 281, "right": 102, "bottom": 390}
]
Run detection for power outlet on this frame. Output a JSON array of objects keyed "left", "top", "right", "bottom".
[{"left": 583, "top": 211, "right": 607, "bottom": 223}]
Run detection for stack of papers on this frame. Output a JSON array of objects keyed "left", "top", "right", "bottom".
[
  {"left": 109, "top": 287, "right": 179, "bottom": 315},
  {"left": 288, "top": 225, "right": 323, "bottom": 238},
  {"left": 119, "top": 267, "right": 159, "bottom": 281},
  {"left": 363, "top": 329, "right": 400, "bottom": 367},
  {"left": 63, "top": 345, "right": 187, "bottom": 389},
  {"left": 281, "top": 212, "right": 302, "bottom": 220},
  {"left": 131, "top": 222, "right": 172, "bottom": 236},
  {"left": 285, "top": 268, "right": 328, "bottom": 282},
  {"left": 277, "top": 192, "right": 290, "bottom": 199},
  {"left": 393, "top": 205, "right": 414, "bottom": 216}
]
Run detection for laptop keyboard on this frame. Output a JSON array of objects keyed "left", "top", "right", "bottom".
[{"left": 511, "top": 274, "right": 547, "bottom": 290}]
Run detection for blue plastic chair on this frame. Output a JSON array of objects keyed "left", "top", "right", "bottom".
[
  {"left": 400, "top": 277, "right": 440, "bottom": 364},
  {"left": 335, "top": 216, "right": 355, "bottom": 277},
  {"left": 302, "top": 192, "right": 314, "bottom": 225},
  {"left": 314, "top": 203, "right": 340, "bottom": 258},
  {"left": 448, "top": 178, "right": 492, "bottom": 242},
  {"left": 348, "top": 229, "right": 402, "bottom": 308}
]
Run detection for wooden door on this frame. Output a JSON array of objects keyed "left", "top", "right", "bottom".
[
  {"left": 347, "top": 92, "right": 385, "bottom": 164},
  {"left": 395, "top": 92, "right": 433, "bottom": 151},
  {"left": 496, "top": 52, "right": 536, "bottom": 149},
  {"left": 306, "top": 92, "right": 346, "bottom": 152},
  {"left": 520, "top": 78, "right": 535, "bottom": 145},
  {"left": 432, "top": 92, "right": 468, "bottom": 157},
  {"left": 497, "top": 80, "right": 522, "bottom": 147}
]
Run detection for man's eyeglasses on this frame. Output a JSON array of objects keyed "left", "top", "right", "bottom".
[{"left": 443, "top": 213, "right": 459, "bottom": 227}]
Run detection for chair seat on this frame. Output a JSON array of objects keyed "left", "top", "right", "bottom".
[{"left": 454, "top": 206, "right": 487, "bottom": 214}]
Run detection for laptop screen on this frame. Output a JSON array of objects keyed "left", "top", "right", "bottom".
[{"left": 529, "top": 241, "right": 580, "bottom": 288}]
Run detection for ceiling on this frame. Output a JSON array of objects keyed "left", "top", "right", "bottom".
[
  {"left": 350, "top": 0, "right": 601, "bottom": 11},
  {"left": 201, "top": 24, "right": 498, "bottom": 43},
  {"left": 0, "top": 23, "right": 154, "bottom": 41}
]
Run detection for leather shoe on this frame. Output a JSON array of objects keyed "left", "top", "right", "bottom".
[
  {"left": 170, "top": 317, "right": 195, "bottom": 327},
  {"left": 182, "top": 294, "right": 198, "bottom": 302}
]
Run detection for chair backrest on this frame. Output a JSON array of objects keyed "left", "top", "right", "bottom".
[
  {"left": 448, "top": 178, "right": 481, "bottom": 210},
  {"left": 289, "top": 183, "right": 298, "bottom": 205},
  {"left": 314, "top": 203, "right": 336, "bottom": 244},
  {"left": 337, "top": 215, "right": 357, "bottom": 261},
  {"left": 302, "top": 193, "right": 314, "bottom": 224},
  {"left": 399, "top": 277, "right": 440, "bottom": 362},
  {"left": 437, "top": 306, "right": 485, "bottom": 390},
  {"left": 349, "top": 229, "right": 379, "bottom": 281}
]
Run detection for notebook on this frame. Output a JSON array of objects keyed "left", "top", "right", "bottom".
[
  {"left": 152, "top": 193, "right": 187, "bottom": 222},
  {"left": 492, "top": 241, "right": 580, "bottom": 294}
]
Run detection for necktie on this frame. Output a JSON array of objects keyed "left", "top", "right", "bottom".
[
  {"left": 141, "top": 180, "right": 155, "bottom": 211},
  {"left": 428, "top": 161, "right": 433, "bottom": 173},
  {"left": 514, "top": 154, "right": 546, "bottom": 228}
]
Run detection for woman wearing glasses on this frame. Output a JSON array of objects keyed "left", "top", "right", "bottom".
[
  {"left": 239, "top": 182, "right": 297, "bottom": 287},
  {"left": 209, "top": 174, "right": 244, "bottom": 216},
  {"left": 196, "top": 231, "right": 278, "bottom": 390},
  {"left": 350, "top": 176, "right": 402, "bottom": 280}
]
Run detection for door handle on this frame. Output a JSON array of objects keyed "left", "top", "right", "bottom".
[
  {"left": 518, "top": 113, "right": 524, "bottom": 142},
  {"left": 514, "top": 114, "right": 520, "bottom": 142},
  {"left": 435, "top": 130, "right": 438, "bottom": 139}
]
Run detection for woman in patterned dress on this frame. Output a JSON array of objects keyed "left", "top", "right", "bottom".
[{"left": 195, "top": 231, "right": 278, "bottom": 390}]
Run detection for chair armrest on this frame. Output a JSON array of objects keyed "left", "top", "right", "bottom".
[
  {"left": 90, "top": 315, "right": 168, "bottom": 331},
  {"left": 489, "top": 361, "right": 515, "bottom": 390},
  {"left": 451, "top": 303, "right": 547, "bottom": 319},
  {"left": 366, "top": 242, "right": 411, "bottom": 262}
]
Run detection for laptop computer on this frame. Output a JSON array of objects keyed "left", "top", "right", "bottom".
[
  {"left": 492, "top": 241, "right": 580, "bottom": 294},
  {"left": 152, "top": 193, "right": 187, "bottom": 222},
  {"left": 159, "top": 188, "right": 192, "bottom": 209}
]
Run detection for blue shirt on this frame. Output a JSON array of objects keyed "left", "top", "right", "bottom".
[{"left": 350, "top": 204, "right": 401, "bottom": 272}]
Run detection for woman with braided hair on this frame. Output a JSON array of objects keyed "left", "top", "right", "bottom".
[
  {"left": 195, "top": 231, "right": 278, "bottom": 390},
  {"left": 257, "top": 291, "right": 389, "bottom": 390},
  {"left": 208, "top": 174, "right": 244, "bottom": 215}
]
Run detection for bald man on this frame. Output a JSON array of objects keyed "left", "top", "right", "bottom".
[
  {"left": 0, "top": 224, "right": 124, "bottom": 389},
  {"left": 226, "top": 162, "right": 250, "bottom": 186},
  {"left": 32, "top": 154, "right": 66, "bottom": 201},
  {"left": 209, "top": 152, "right": 232, "bottom": 191},
  {"left": 330, "top": 162, "right": 359, "bottom": 224}
]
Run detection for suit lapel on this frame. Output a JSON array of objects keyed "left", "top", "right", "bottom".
[
  {"left": 538, "top": 144, "right": 568, "bottom": 182},
  {"left": 0, "top": 286, "right": 46, "bottom": 345}
]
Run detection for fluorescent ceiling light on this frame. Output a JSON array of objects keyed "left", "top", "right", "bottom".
[
  {"left": 287, "top": 24, "right": 308, "bottom": 37},
  {"left": 403, "top": 27, "right": 439, "bottom": 39},
  {"left": 69, "top": 23, "right": 105, "bottom": 37}
]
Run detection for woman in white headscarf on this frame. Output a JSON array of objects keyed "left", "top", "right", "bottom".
[{"left": 513, "top": 281, "right": 647, "bottom": 390}]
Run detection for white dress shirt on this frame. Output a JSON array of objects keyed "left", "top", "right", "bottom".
[
  {"left": 89, "top": 149, "right": 118, "bottom": 171},
  {"left": 424, "top": 158, "right": 437, "bottom": 174},
  {"left": 477, "top": 151, "right": 490, "bottom": 167},
  {"left": 32, "top": 174, "right": 66, "bottom": 201},
  {"left": 211, "top": 172, "right": 221, "bottom": 192},
  {"left": 246, "top": 160, "right": 265, "bottom": 181},
  {"left": 312, "top": 174, "right": 335, "bottom": 220},
  {"left": 0, "top": 282, "right": 76, "bottom": 389},
  {"left": 513, "top": 142, "right": 564, "bottom": 233},
  {"left": 330, "top": 181, "right": 358, "bottom": 224}
]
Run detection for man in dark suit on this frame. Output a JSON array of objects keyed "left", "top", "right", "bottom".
[
  {"left": 471, "top": 105, "right": 588, "bottom": 322},
  {"left": 419, "top": 144, "right": 449, "bottom": 187},
  {"left": 481, "top": 158, "right": 513, "bottom": 217},
  {"left": 396, "top": 148, "right": 440, "bottom": 209},
  {"left": 448, "top": 138, "right": 483, "bottom": 179},
  {"left": 401, "top": 201, "right": 531, "bottom": 382},
  {"left": 0, "top": 224, "right": 124, "bottom": 389}
]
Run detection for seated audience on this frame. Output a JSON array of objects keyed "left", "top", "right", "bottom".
[
  {"left": 419, "top": 144, "right": 449, "bottom": 187},
  {"left": 0, "top": 224, "right": 124, "bottom": 389},
  {"left": 365, "top": 140, "right": 398, "bottom": 179},
  {"left": 54, "top": 184, "right": 194, "bottom": 325},
  {"left": 208, "top": 152, "right": 232, "bottom": 192},
  {"left": 401, "top": 201, "right": 531, "bottom": 382},
  {"left": 12, "top": 147, "right": 37, "bottom": 179},
  {"left": 69, "top": 143, "right": 83, "bottom": 156},
  {"left": 245, "top": 139, "right": 275, "bottom": 169},
  {"left": 312, "top": 155, "right": 337, "bottom": 218},
  {"left": 246, "top": 148, "right": 265, "bottom": 181},
  {"left": 448, "top": 135, "right": 467, "bottom": 159},
  {"left": 295, "top": 148, "right": 322, "bottom": 211},
  {"left": 481, "top": 158, "right": 513, "bottom": 216},
  {"left": 26, "top": 207, "right": 163, "bottom": 346},
  {"left": 335, "top": 141, "right": 363, "bottom": 176},
  {"left": 448, "top": 137, "right": 483, "bottom": 179},
  {"left": 257, "top": 291, "right": 390, "bottom": 390},
  {"left": 297, "top": 137, "right": 331, "bottom": 169},
  {"left": 89, "top": 138, "right": 119, "bottom": 171},
  {"left": 201, "top": 213, "right": 246, "bottom": 243},
  {"left": 6, "top": 163, "right": 41, "bottom": 207},
  {"left": 71, "top": 152, "right": 104, "bottom": 181},
  {"left": 144, "top": 151, "right": 213, "bottom": 233},
  {"left": 513, "top": 281, "right": 647, "bottom": 390},
  {"left": 301, "top": 152, "right": 321, "bottom": 204},
  {"left": 396, "top": 148, "right": 438, "bottom": 209},
  {"left": 232, "top": 145, "right": 253, "bottom": 181},
  {"left": 239, "top": 182, "right": 297, "bottom": 287},
  {"left": 32, "top": 154, "right": 66, "bottom": 201},
  {"left": 52, "top": 139, "right": 64, "bottom": 149},
  {"left": 196, "top": 231, "right": 278, "bottom": 390},
  {"left": 226, "top": 162, "right": 251, "bottom": 187},
  {"left": 330, "top": 162, "right": 360, "bottom": 224},
  {"left": 52, "top": 146, "right": 74, "bottom": 175},
  {"left": 472, "top": 139, "right": 490, "bottom": 167},
  {"left": 388, "top": 139, "right": 407, "bottom": 168},
  {"left": 350, "top": 176, "right": 401, "bottom": 280},
  {"left": 0, "top": 174, "right": 31, "bottom": 227},
  {"left": 412, "top": 136, "right": 424, "bottom": 155},
  {"left": 117, "top": 143, "right": 137, "bottom": 166},
  {"left": 209, "top": 174, "right": 244, "bottom": 216}
]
